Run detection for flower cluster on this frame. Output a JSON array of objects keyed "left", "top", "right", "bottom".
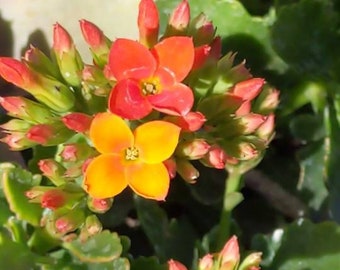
[
  {"left": 168, "top": 236, "right": 261, "bottom": 270},
  {"left": 0, "top": 0, "right": 278, "bottom": 237}
]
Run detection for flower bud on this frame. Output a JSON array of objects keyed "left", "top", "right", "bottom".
[
  {"left": 138, "top": 0, "right": 159, "bottom": 48},
  {"left": 219, "top": 236, "right": 240, "bottom": 270},
  {"left": 60, "top": 143, "right": 95, "bottom": 162},
  {"left": 209, "top": 36, "right": 222, "bottom": 60},
  {"left": 79, "top": 19, "right": 111, "bottom": 67},
  {"left": 176, "top": 159, "right": 199, "bottom": 183},
  {"left": 38, "top": 159, "right": 66, "bottom": 186},
  {"left": 231, "top": 78, "right": 265, "bottom": 101},
  {"left": 193, "top": 45, "right": 211, "bottom": 70},
  {"left": 164, "top": 111, "right": 206, "bottom": 132},
  {"left": 0, "top": 96, "right": 54, "bottom": 123},
  {"left": 0, "top": 57, "right": 35, "bottom": 89},
  {"left": 0, "top": 132, "right": 36, "bottom": 150},
  {"left": 190, "top": 13, "right": 215, "bottom": 46},
  {"left": 218, "top": 114, "right": 266, "bottom": 138},
  {"left": 222, "top": 138, "right": 260, "bottom": 161},
  {"left": 163, "top": 158, "right": 177, "bottom": 179},
  {"left": 24, "top": 45, "right": 61, "bottom": 78},
  {"left": 55, "top": 208, "right": 85, "bottom": 234},
  {"left": 1, "top": 119, "right": 31, "bottom": 132},
  {"left": 235, "top": 100, "right": 251, "bottom": 116},
  {"left": 202, "top": 145, "right": 231, "bottom": 169},
  {"left": 84, "top": 215, "right": 102, "bottom": 235},
  {"left": 168, "top": 259, "right": 187, "bottom": 270},
  {"left": 256, "top": 114, "right": 275, "bottom": 142},
  {"left": 199, "top": 254, "right": 214, "bottom": 270},
  {"left": 165, "top": 0, "right": 190, "bottom": 36},
  {"left": 253, "top": 87, "right": 279, "bottom": 115},
  {"left": 176, "top": 139, "right": 210, "bottom": 160},
  {"left": 87, "top": 197, "right": 113, "bottom": 214},
  {"left": 41, "top": 189, "right": 67, "bottom": 210},
  {"left": 0, "top": 57, "right": 75, "bottom": 112},
  {"left": 238, "top": 252, "right": 262, "bottom": 270},
  {"left": 62, "top": 112, "right": 92, "bottom": 133},
  {"left": 26, "top": 122, "right": 74, "bottom": 146},
  {"left": 53, "top": 23, "right": 83, "bottom": 86}
]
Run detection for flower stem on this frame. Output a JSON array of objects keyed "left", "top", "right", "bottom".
[{"left": 216, "top": 168, "right": 243, "bottom": 250}]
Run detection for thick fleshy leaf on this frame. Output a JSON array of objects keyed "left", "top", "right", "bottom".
[
  {"left": 148, "top": 83, "right": 194, "bottom": 116},
  {"left": 84, "top": 154, "right": 128, "bottom": 199},
  {"left": 109, "top": 79, "right": 153, "bottom": 120},
  {"left": 134, "top": 121, "right": 181, "bottom": 163},
  {"left": 109, "top": 38, "right": 156, "bottom": 80},
  {"left": 127, "top": 163, "right": 169, "bottom": 200},
  {"left": 152, "top": 36, "right": 194, "bottom": 82},
  {"left": 90, "top": 112, "right": 133, "bottom": 154}
]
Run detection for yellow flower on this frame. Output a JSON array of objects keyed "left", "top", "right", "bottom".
[{"left": 84, "top": 112, "right": 180, "bottom": 200}]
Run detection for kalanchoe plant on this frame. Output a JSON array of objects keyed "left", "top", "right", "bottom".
[{"left": 0, "top": 0, "right": 279, "bottom": 269}]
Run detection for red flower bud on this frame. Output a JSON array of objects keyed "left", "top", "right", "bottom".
[
  {"left": 256, "top": 114, "right": 275, "bottom": 142},
  {"left": 53, "top": 23, "right": 73, "bottom": 55},
  {"left": 138, "top": 0, "right": 159, "bottom": 47},
  {"left": 163, "top": 158, "right": 177, "bottom": 179},
  {"left": 0, "top": 96, "right": 53, "bottom": 123},
  {"left": 193, "top": 45, "right": 211, "bottom": 70},
  {"left": 235, "top": 100, "right": 251, "bottom": 116},
  {"left": 0, "top": 57, "right": 36, "bottom": 89},
  {"left": 232, "top": 78, "right": 265, "bottom": 101},
  {"left": 0, "top": 132, "right": 35, "bottom": 150},
  {"left": 201, "top": 145, "right": 228, "bottom": 169},
  {"left": 220, "top": 236, "right": 240, "bottom": 269},
  {"left": 167, "top": 0, "right": 190, "bottom": 34},
  {"left": 165, "top": 111, "right": 206, "bottom": 132},
  {"left": 199, "top": 254, "right": 213, "bottom": 270},
  {"left": 38, "top": 159, "right": 66, "bottom": 186},
  {"left": 41, "top": 189, "right": 67, "bottom": 210},
  {"left": 168, "top": 259, "right": 188, "bottom": 270},
  {"left": 177, "top": 139, "right": 210, "bottom": 160},
  {"left": 87, "top": 197, "right": 113, "bottom": 214},
  {"left": 26, "top": 124, "right": 54, "bottom": 144},
  {"left": 80, "top": 19, "right": 106, "bottom": 50},
  {"left": 62, "top": 112, "right": 92, "bottom": 133},
  {"left": 209, "top": 36, "right": 222, "bottom": 60}
]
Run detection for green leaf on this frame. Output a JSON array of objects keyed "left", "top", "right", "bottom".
[
  {"left": 289, "top": 114, "right": 325, "bottom": 142},
  {"left": 324, "top": 100, "right": 340, "bottom": 222},
  {"left": 271, "top": 0, "right": 340, "bottom": 77},
  {"left": 131, "top": 257, "right": 167, "bottom": 270},
  {"left": 0, "top": 163, "right": 43, "bottom": 226},
  {"left": 0, "top": 232, "right": 36, "bottom": 270},
  {"left": 252, "top": 219, "right": 340, "bottom": 270},
  {"left": 135, "top": 197, "right": 197, "bottom": 266},
  {"left": 0, "top": 199, "right": 12, "bottom": 225},
  {"left": 296, "top": 140, "right": 328, "bottom": 211},
  {"left": 63, "top": 230, "right": 122, "bottom": 263}
]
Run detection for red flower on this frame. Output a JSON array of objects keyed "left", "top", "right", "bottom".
[{"left": 108, "top": 37, "right": 195, "bottom": 120}]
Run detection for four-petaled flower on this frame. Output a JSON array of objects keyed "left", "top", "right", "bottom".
[
  {"left": 84, "top": 112, "right": 181, "bottom": 200},
  {"left": 107, "top": 36, "right": 195, "bottom": 120}
]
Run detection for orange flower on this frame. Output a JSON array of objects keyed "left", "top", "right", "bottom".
[{"left": 84, "top": 112, "right": 181, "bottom": 200}]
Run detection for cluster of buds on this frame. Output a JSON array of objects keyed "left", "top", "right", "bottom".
[
  {"left": 168, "top": 236, "right": 262, "bottom": 270},
  {"left": 0, "top": 0, "right": 278, "bottom": 213}
]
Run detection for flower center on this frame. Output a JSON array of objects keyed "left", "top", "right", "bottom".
[
  {"left": 125, "top": 146, "right": 139, "bottom": 161},
  {"left": 142, "top": 82, "right": 158, "bottom": 96}
]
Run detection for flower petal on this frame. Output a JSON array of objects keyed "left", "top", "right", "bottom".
[
  {"left": 127, "top": 162, "right": 169, "bottom": 200},
  {"left": 84, "top": 154, "right": 128, "bottom": 199},
  {"left": 134, "top": 120, "right": 181, "bottom": 163},
  {"left": 109, "top": 79, "right": 153, "bottom": 120},
  {"left": 108, "top": 38, "right": 156, "bottom": 80},
  {"left": 148, "top": 83, "right": 194, "bottom": 116},
  {"left": 152, "top": 36, "right": 194, "bottom": 82},
  {"left": 90, "top": 112, "right": 133, "bottom": 154}
]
